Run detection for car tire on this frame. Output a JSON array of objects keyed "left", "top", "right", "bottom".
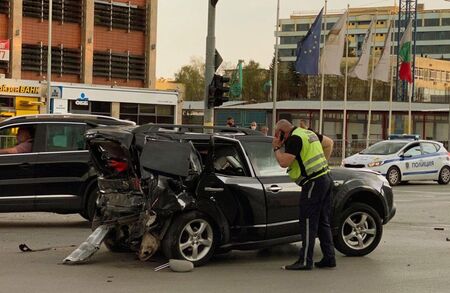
[
  {"left": 79, "top": 188, "right": 99, "bottom": 222},
  {"left": 162, "top": 211, "right": 217, "bottom": 267},
  {"left": 438, "top": 166, "right": 450, "bottom": 185},
  {"left": 386, "top": 166, "right": 401, "bottom": 186},
  {"left": 334, "top": 203, "right": 383, "bottom": 257}
]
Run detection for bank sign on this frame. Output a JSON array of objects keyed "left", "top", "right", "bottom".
[{"left": 75, "top": 93, "right": 89, "bottom": 106}]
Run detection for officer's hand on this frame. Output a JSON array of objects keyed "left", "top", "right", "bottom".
[{"left": 272, "top": 136, "right": 282, "bottom": 149}]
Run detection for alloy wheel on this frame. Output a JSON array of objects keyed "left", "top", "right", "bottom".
[
  {"left": 441, "top": 167, "right": 450, "bottom": 183},
  {"left": 341, "top": 211, "right": 377, "bottom": 250},
  {"left": 178, "top": 219, "right": 214, "bottom": 262},
  {"left": 388, "top": 168, "right": 400, "bottom": 185}
]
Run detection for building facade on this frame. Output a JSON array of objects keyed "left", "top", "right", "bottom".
[
  {"left": 279, "top": 4, "right": 450, "bottom": 63},
  {"left": 0, "top": 0, "right": 176, "bottom": 125}
]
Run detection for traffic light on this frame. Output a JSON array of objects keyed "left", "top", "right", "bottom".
[{"left": 208, "top": 74, "right": 230, "bottom": 108}]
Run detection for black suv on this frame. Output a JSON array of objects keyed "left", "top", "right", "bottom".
[
  {"left": 0, "top": 114, "right": 134, "bottom": 220},
  {"left": 64, "top": 124, "right": 396, "bottom": 266}
]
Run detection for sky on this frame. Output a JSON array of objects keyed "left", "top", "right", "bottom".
[{"left": 156, "top": 0, "right": 450, "bottom": 79}]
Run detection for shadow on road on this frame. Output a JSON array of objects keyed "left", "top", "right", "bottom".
[{"left": 0, "top": 220, "right": 90, "bottom": 229}]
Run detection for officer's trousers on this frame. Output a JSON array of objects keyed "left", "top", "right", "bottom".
[{"left": 297, "top": 173, "right": 335, "bottom": 267}]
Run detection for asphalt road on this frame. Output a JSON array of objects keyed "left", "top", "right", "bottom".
[{"left": 0, "top": 183, "right": 449, "bottom": 293}]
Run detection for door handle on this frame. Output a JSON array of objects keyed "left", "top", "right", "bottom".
[
  {"left": 204, "top": 187, "right": 224, "bottom": 192},
  {"left": 267, "top": 185, "right": 282, "bottom": 193},
  {"left": 19, "top": 162, "right": 32, "bottom": 168}
]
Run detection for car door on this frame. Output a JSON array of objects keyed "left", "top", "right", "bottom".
[
  {"left": 33, "top": 122, "right": 90, "bottom": 212},
  {"left": 239, "top": 137, "right": 301, "bottom": 239},
  {"left": 399, "top": 142, "right": 423, "bottom": 180},
  {"left": 420, "top": 142, "right": 441, "bottom": 179},
  {"left": 0, "top": 123, "right": 40, "bottom": 212},
  {"left": 196, "top": 136, "right": 267, "bottom": 242}
]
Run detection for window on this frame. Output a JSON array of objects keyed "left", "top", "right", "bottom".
[
  {"left": 424, "top": 18, "right": 439, "bottom": 27},
  {"left": 242, "top": 141, "right": 286, "bottom": 177},
  {"left": 94, "top": 1, "right": 146, "bottom": 31},
  {"left": 93, "top": 51, "right": 145, "bottom": 81},
  {"left": 297, "top": 23, "right": 309, "bottom": 31},
  {"left": 91, "top": 101, "right": 112, "bottom": 116},
  {"left": 0, "top": 125, "right": 37, "bottom": 153},
  {"left": 403, "top": 144, "right": 422, "bottom": 157},
  {"left": 282, "top": 24, "right": 295, "bottom": 32},
  {"left": 0, "top": 127, "right": 19, "bottom": 149},
  {"left": 119, "top": 103, "right": 175, "bottom": 125},
  {"left": 421, "top": 143, "right": 438, "bottom": 154},
  {"left": 22, "top": 44, "right": 81, "bottom": 76},
  {"left": 0, "top": 96, "right": 14, "bottom": 108},
  {"left": 213, "top": 142, "right": 248, "bottom": 177},
  {"left": 0, "top": 0, "right": 9, "bottom": 15},
  {"left": 45, "top": 124, "right": 86, "bottom": 152},
  {"left": 443, "top": 18, "right": 450, "bottom": 26},
  {"left": 23, "top": 0, "right": 82, "bottom": 23}
]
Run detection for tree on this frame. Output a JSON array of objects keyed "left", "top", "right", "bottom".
[
  {"left": 241, "top": 60, "right": 269, "bottom": 103},
  {"left": 174, "top": 57, "right": 205, "bottom": 101}
]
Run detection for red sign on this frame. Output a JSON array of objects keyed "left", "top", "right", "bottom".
[{"left": 0, "top": 40, "right": 10, "bottom": 61}]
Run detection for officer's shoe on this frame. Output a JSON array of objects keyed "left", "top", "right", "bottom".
[
  {"left": 314, "top": 258, "right": 336, "bottom": 268},
  {"left": 281, "top": 260, "right": 312, "bottom": 271}
]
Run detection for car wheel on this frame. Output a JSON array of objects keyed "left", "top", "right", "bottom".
[
  {"left": 438, "top": 166, "right": 450, "bottom": 185},
  {"left": 334, "top": 203, "right": 383, "bottom": 257},
  {"left": 80, "top": 188, "right": 99, "bottom": 222},
  {"left": 386, "top": 166, "right": 401, "bottom": 186},
  {"left": 162, "top": 211, "right": 217, "bottom": 267}
]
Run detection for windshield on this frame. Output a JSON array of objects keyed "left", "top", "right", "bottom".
[{"left": 360, "top": 141, "right": 408, "bottom": 155}]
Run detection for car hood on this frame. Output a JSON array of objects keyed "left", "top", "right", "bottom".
[{"left": 344, "top": 153, "right": 393, "bottom": 164}]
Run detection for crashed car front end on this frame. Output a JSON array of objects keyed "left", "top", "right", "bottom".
[{"left": 64, "top": 126, "right": 201, "bottom": 264}]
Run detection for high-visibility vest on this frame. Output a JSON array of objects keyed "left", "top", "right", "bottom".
[{"left": 287, "top": 127, "right": 329, "bottom": 185}]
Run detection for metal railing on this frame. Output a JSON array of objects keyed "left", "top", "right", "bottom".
[{"left": 0, "top": 135, "right": 16, "bottom": 149}]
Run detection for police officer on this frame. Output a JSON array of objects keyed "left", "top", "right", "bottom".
[{"left": 273, "top": 119, "right": 335, "bottom": 270}]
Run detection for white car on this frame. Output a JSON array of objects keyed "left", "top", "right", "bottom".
[{"left": 342, "top": 139, "right": 450, "bottom": 186}]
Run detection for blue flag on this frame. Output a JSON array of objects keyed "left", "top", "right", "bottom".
[{"left": 295, "top": 8, "right": 323, "bottom": 75}]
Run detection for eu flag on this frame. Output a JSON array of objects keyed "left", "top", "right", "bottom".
[{"left": 295, "top": 8, "right": 323, "bottom": 75}]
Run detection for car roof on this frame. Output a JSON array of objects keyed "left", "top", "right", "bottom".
[
  {"left": 133, "top": 124, "right": 265, "bottom": 140},
  {"left": 0, "top": 114, "right": 135, "bottom": 127}
]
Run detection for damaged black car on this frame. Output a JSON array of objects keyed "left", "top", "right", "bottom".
[{"left": 64, "top": 125, "right": 396, "bottom": 267}]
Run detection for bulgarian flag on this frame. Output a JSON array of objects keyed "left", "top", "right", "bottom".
[{"left": 398, "top": 20, "right": 413, "bottom": 83}]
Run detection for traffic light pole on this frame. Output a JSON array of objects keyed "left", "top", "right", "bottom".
[{"left": 203, "top": 0, "right": 217, "bottom": 127}]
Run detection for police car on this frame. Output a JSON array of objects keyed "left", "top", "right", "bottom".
[{"left": 342, "top": 135, "right": 450, "bottom": 186}]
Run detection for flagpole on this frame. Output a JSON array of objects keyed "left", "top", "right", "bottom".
[
  {"left": 366, "top": 13, "right": 377, "bottom": 149},
  {"left": 319, "top": 0, "right": 328, "bottom": 134},
  {"left": 408, "top": 82, "right": 412, "bottom": 134},
  {"left": 342, "top": 4, "right": 350, "bottom": 162},
  {"left": 388, "top": 14, "right": 395, "bottom": 136},
  {"left": 272, "top": 0, "right": 280, "bottom": 135}
]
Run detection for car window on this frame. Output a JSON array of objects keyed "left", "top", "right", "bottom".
[
  {"left": 241, "top": 141, "right": 286, "bottom": 177},
  {"left": 213, "top": 141, "right": 248, "bottom": 177},
  {"left": 0, "top": 125, "right": 37, "bottom": 154},
  {"left": 360, "top": 141, "right": 408, "bottom": 155},
  {"left": 421, "top": 142, "right": 438, "bottom": 154},
  {"left": 45, "top": 124, "right": 86, "bottom": 152},
  {"left": 403, "top": 144, "right": 422, "bottom": 157}
]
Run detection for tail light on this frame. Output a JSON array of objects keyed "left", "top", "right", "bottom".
[{"left": 108, "top": 159, "right": 129, "bottom": 172}]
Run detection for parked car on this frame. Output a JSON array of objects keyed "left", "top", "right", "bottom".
[
  {"left": 64, "top": 124, "right": 396, "bottom": 267},
  {"left": 0, "top": 114, "right": 135, "bottom": 220},
  {"left": 342, "top": 137, "right": 450, "bottom": 186}
]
